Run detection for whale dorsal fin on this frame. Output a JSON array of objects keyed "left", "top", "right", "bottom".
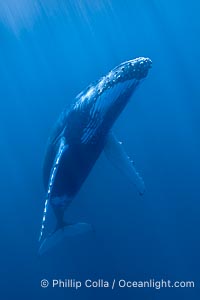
[
  {"left": 39, "top": 137, "right": 68, "bottom": 242},
  {"left": 104, "top": 131, "right": 145, "bottom": 195}
]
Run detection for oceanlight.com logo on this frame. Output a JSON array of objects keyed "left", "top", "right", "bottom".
[
  {"left": 118, "top": 279, "right": 195, "bottom": 289},
  {"left": 40, "top": 278, "right": 195, "bottom": 290}
]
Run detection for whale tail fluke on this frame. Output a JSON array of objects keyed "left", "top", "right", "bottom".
[{"left": 38, "top": 222, "right": 93, "bottom": 255}]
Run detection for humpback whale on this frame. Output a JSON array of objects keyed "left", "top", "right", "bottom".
[{"left": 39, "top": 57, "right": 152, "bottom": 254}]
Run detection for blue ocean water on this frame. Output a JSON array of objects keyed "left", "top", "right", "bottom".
[{"left": 0, "top": 1, "right": 199, "bottom": 299}]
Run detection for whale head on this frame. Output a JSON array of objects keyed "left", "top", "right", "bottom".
[
  {"left": 75, "top": 57, "right": 152, "bottom": 144},
  {"left": 75, "top": 57, "right": 152, "bottom": 105},
  {"left": 90, "top": 57, "right": 152, "bottom": 99},
  {"left": 109, "top": 57, "right": 152, "bottom": 84}
]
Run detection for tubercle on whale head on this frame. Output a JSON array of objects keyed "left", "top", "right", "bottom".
[{"left": 109, "top": 57, "right": 152, "bottom": 83}]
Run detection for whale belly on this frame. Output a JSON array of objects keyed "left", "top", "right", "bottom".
[
  {"left": 43, "top": 120, "right": 105, "bottom": 199},
  {"left": 49, "top": 142, "right": 103, "bottom": 198}
]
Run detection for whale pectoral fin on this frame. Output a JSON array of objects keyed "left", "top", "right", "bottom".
[
  {"left": 104, "top": 132, "right": 145, "bottom": 195},
  {"left": 39, "top": 137, "right": 69, "bottom": 242}
]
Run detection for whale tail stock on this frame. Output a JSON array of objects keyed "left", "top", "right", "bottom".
[
  {"left": 38, "top": 136, "right": 93, "bottom": 255},
  {"left": 38, "top": 221, "right": 93, "bottom": 255},
  {"left": 39, "top": 201, "right": 93, "bottom": 255}
]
